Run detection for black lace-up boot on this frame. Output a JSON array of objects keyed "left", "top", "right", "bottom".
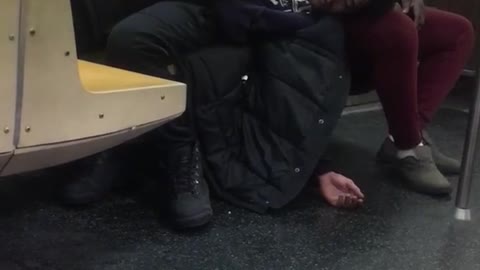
[
  {"left": 61, "top": 151, "right": 119, "bottom": 205},
  {"left": 167, "top": 142, "right": 212, "bottom": 228}
]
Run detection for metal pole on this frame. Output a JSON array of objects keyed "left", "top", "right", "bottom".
[{"left": 455, "top": 70, "right": 480, "bottom": 221}]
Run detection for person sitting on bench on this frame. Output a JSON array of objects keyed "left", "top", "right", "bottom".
[
  {"left": 312, "top": 0, "right": 475, "bottom": 195},
  {"left": 61, "top": 0, "right": 366, "bottom": 229}
]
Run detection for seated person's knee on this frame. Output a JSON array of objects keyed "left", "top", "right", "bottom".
[
  {"left": 371, "top": 11, "right": 419, "bottom": 56},
  {"left": 106, "top": 17, "right": 170, "bottom": 67},
  {"left": 454, "top": 16, "right": 475, "bottom": 44}
]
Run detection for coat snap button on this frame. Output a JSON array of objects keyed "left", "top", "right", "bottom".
[
  {"left": 167, "top": 65, "right": 176, "bottom": 76},
  {"left": 294, "top": 168, "right": 301, "bottom": 173},
  {"left": 318, "top": 119, "right": 325, "bottom": 125}
]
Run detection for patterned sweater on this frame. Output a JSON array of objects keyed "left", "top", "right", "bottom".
[
  {"left": 215, "top": 0, "right": 395, "bottom": 43},
  {"left": 262, "top": 0, "right": 312, "bottom": 13},
  {"left": 262, "top": 0, "right": 396, "bottom": 15}
]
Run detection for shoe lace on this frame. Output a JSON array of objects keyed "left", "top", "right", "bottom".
[{"left": 171, "top": 146, "right": 201, "bottom": 195}]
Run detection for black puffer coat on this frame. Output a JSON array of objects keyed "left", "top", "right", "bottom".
[{"left": 186, "top": 18, "right": 351, "bottom": 213}]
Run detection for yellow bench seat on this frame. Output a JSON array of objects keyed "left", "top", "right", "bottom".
[
  {"left": 78, "top": 60, "right": 177, "bottom": 93},
  {"left": 0, "top": 0, "right": 187, "bottom": 177}
]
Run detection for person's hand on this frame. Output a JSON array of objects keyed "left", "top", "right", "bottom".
[
  {"left": 401, "top": 0, "right": 426, "bottom": 28},
  {"left": 393, "top": 2, "right": 402, "bottom": 12},
  {"left": 318, "top": 172, "right": 364, "bottom": 208}
]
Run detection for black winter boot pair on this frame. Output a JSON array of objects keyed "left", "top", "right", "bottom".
[{"left": 61, "top": 142, "right": 212, "bottom": 229}]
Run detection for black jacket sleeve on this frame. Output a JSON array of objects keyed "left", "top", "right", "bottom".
[{"left": 315, "top": 158, "right": 334, "bottom": 176}]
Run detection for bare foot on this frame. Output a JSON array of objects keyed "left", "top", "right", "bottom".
[{"left": 318, "top": 172, "right": 365, "bottom": 208}]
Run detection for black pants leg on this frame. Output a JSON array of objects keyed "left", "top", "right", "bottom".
[{"left": 106, "top": 1, "right": 217, "bottom": 146}]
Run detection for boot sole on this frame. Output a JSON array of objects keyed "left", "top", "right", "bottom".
[
  {"left": 175, "top": 209, "right": 213, "bottom": 229},
  {"left": 376, "top": 158, "right": 452, "bottom": 195}
]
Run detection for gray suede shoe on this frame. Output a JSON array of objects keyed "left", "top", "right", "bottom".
[
  {"left": 377, "top": 139, "right": 452, "bottom": 195},
  {"left": 422, "top": 131, "right": 461, "bottom": 175}
]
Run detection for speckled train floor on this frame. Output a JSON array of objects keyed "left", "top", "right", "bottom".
[{"left": 0, "top": 107, "right": 479, "bottom": 270}]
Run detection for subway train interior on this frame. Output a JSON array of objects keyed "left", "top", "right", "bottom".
[{"left": 1, "top": 0, "right": 480, "bottom": 269}]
